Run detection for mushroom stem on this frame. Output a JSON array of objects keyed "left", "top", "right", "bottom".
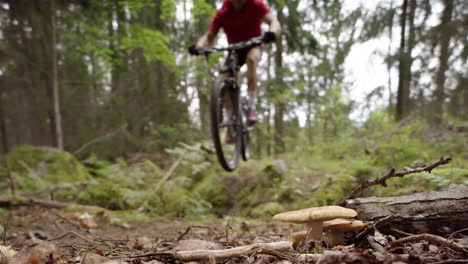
[
  {"left": 305, "top": 221, "right": 323, "bottom": 242},
  {"left": 329, "top": 230, "right": 345, "bottom": 246}
]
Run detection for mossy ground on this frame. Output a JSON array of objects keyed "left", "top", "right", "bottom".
[{"left": 0, "top": 121, "right": 466, "bottom": 221}]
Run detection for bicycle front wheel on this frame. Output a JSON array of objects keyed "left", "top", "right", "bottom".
[{"left": 210, "top": 77, "right": 241, "bottom": 171}]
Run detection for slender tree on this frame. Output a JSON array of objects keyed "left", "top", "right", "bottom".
[
  {"left": 50, "top": 0, "right": 63, "bottom": 149},
  {"left": 433, "top": 0, "right": 454, "bottom": 123},
  {"left": 396, "top": 0, "right": 409, "bottom": 121}
]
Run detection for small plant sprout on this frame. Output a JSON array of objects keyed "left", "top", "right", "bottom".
[{"left": 272, "top": 206, "right": 357, "bottom": 244}]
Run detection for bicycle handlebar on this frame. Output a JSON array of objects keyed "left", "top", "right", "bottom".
[{"left": 194, "top": 36, "right": 265, "bottom": 55}]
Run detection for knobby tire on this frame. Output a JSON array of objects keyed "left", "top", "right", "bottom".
[{"left": 210, "top": 77, "right": 241, "bottom": 171}]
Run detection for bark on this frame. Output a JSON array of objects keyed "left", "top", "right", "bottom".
[
  {"left": 347, "top": 187, "right": 468, "bottom": 234},
  {"left": 395, "top": 0, "right": 409, "bottom": 121},
  {"left": 434, "top": 0, "right": 454, "bottom": 123}
]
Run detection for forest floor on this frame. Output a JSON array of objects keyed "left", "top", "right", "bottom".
[{"left": 1, "top": 205, "right": 468, "bottom": 264}]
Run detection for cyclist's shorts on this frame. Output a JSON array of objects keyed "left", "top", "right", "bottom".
[{"left": 225, "top": 46, "right": 260, "bottom": 68}]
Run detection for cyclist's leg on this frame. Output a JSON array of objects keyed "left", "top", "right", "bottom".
[{"left": 245, "top": 47, "right": 261, "bottom": 124}]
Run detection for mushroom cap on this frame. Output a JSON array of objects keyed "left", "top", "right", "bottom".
[
  {"left": 272, "top": 206, "right": 357, "bottom": 224},
  {"left": 350, "top": 220, "right": 365, "bottom": 231},
  {"left": 323, "top": 219, "right": 365, "bottom": 232}
]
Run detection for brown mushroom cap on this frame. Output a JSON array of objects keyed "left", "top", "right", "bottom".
[
  {"left": 322, "top": 218, "right": 353, "bottom": 231},
  {"left": 350, "top": 220, "right": 365, "bottom": 231},
  {"left": 272, "top": 206, "right": 357, "bottom": 224}
]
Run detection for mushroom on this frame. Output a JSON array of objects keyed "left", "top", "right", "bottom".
[
  {"left": 322, "top": 219, "right": 365, "bottom": 246},
  {"left": 290, "top": 230, "right": 308, "bottom": 249},
  {"left": 272, "top": 206, "right": 357, "bottom": 242}
]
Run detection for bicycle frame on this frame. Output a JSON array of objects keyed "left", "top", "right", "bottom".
[{"left": 195, "top": 36, "right": 264, "bottom": 170}]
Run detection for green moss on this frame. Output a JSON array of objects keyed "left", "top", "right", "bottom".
[{"left": 6, "top": 146, "right": 46, "bottom": 173}]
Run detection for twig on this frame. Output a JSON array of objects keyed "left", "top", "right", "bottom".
[
  {"left": 338, "top": 157, "right": 452, "bottom": 206},
  {"left": 434, "top": 227, "right": 468, "bottom": 256},
  {"left": 176, "top": 225, "right": 220, "bottom": 241},
  {"left": 388, "top": 233, "right": 468, "bottom": 254},
  {"left": 355, "top": 214, "right": 397, "bottom": 241},
  {"left": 201, "top": 145, "right": 215, "bottom": 154},
  {"left": 391, "top": 228, "right": 414, "bottom": 237},
  {"left": 47, "top": 231, "right": 97, "bottom": 244},
  {"left": 73, "top": 123, "right": 128, "bottom": 155},
  {"left": 2, "top": 213, "right": 11, "bottom": 245},
  {"left": 5, "top": 159, "right": 16, "bottom": 195},
  {"left": 155, "top": 157, "right": 182, "bottom": 190},
  {"left": 257, "top": 248, "right": 301, "bottom": 263},
  {"left": 129, "top": 241, "right": 293, "bottom": 261}
]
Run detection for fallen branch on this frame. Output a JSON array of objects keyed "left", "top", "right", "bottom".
[
  {"left": 21, "top": 182, "right": 88, "bottom": 197},
  {"left": 130, "top": 241, "right": 293, "bottom": 262},
  {"left": 338, "top": 156, "right": 452, "bottom": 206},
  {"left": 388, "top": 233, "right": 468, "bottom": 254},
  {"left": 155, "top": 157, "right": 182, "bottom": 190},
  {"left": 0, "top": 197, "right": 68, "bottom": 208},
  {"left": 73, "top": 123, "right": 128, "bottom": 156}
]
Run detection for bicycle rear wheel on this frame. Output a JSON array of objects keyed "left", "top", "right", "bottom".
[{"left": 210, "top": 77, "right": 241, "bottom": 171}]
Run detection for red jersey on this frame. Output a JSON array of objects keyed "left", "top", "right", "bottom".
[{"left": 209, "top": 0, "right": 270, "bottom": 44}]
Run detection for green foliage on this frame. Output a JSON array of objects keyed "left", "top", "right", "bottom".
[
  {"left": 192, "top": 0, "right": 215, "bottom": 23},
  {"left": 120, "top": 24, "right": 175, "bottom": 67},
  {"left": 65, "top": 22, "right": 114, "bottom": 63},
  {"left": 117, "top": 0, "right": 155, "bottom": 13},
  {"left": 250, "top": 202, "right": 285, "bottom": 217},
  {"left": 160, "top": 0, "right": 176, "bottom": 21}
]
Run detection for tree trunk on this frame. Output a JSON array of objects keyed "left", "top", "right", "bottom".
[
  {"left": 395, "top": 0, "right": 409, "bottom": 121},
  {"left": 50, "top": 0, "right": 63, "bottom": 150},
  {"left": 433, "top": 0, "right": 454, "bottom": 123},
  {"left": 0, "top": 92, "right": 8, "bottom": 154},
  {"left": 273, "top": 9, "right": 285, "bottom": 155}
]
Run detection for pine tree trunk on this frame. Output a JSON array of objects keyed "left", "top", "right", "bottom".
[
  {"left": 434, "top": 0, "right": 454, "bottom": 123},
  {"left": 396, "top": 0, "right": 409, "bottom": 121},
  {"left": 274, "top": 9, "right": 285, "bottom": 154},
  {"left": 0, "top": 93, "right": 8, "bottom": 154},
  {"left": 50, "top": 0, "right": 63, "bottom": 150}
]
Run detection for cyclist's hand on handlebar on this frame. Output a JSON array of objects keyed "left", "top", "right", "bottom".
[
  {"left": 188, "top": 44, "right": 201, "bottom": 55},
  {"left": 262, "top": 31, "right": 276, "bottom": 43}
]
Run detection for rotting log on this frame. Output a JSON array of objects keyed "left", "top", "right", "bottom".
[
  {"left": 0, "top": 197, "right": 68, "bottom": 208},
  {"left": 347, "top": 187, "right": 468, "bottom": 234}
]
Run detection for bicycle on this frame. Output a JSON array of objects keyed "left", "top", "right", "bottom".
[{"left": 192, "top": 36, "right": 268, "bottom": 171}]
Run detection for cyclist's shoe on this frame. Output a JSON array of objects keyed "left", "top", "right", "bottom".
[
  {"left": 247, "top": 110, "right": 257, "bottom": 126},
  {"left": 225, "top": 130, "right": 233, "bottom": 144}
]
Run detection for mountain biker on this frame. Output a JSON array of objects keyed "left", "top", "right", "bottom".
[{"left": 189, "top": 0, "right": 281, "bottom": 129}]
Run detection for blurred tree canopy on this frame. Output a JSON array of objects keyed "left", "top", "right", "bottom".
[{"left": 0, "top": 0, "right": 466, "bottom": 159}]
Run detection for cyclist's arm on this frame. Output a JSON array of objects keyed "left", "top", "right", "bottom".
[
  {"left": 196, "top": 31, "right": 217, "bottom": 48},
  {"left": 263, "top": 13, "right": 281, "bottom": 35}
]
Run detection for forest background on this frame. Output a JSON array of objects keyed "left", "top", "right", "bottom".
[{"left": 0, "top": 0, "right": 466, "bottom": 221}]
